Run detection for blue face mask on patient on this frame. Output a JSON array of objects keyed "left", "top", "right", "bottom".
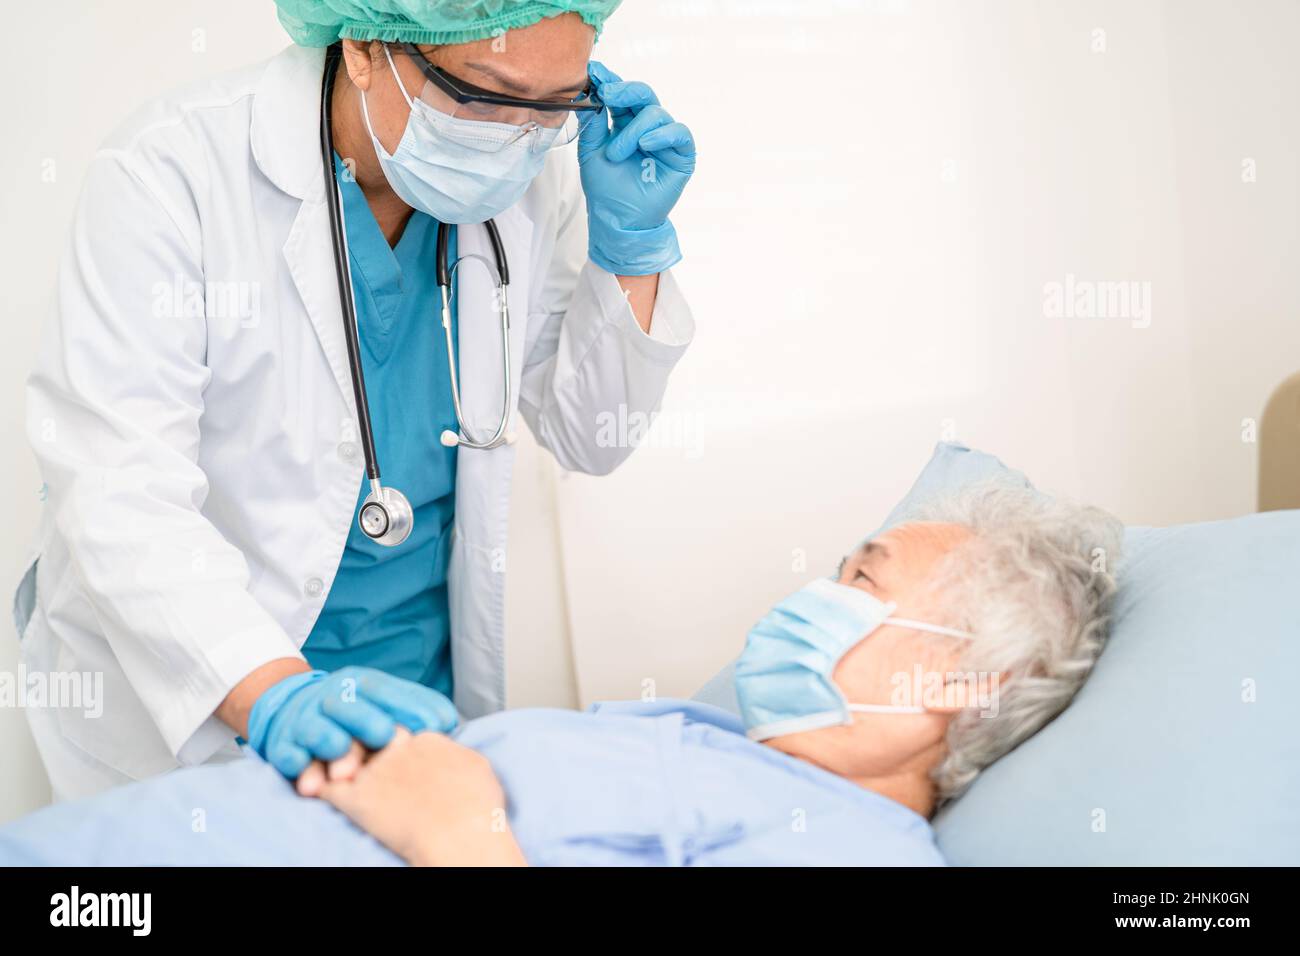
[{"left": 735, "top": 577, "right": 974, "bottom": 741}]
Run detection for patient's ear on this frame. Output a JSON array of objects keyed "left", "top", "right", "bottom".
[
  {"left": 916, "top": 638, "right": 977, "bottom": 714},
  {"left": 923, "top": 676, "right": 975, "bottom": 714},
  {"left": 922, "top": 661, "right": 1004, "bottom": 716}
]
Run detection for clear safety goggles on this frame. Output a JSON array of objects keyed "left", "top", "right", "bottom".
[{"left": 389, "top": 42, "right": 603, "bottom": 153}]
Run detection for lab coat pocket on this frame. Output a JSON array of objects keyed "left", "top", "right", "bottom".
[{"left": 52, "top": 638, "right": 180, "bottom": 783}]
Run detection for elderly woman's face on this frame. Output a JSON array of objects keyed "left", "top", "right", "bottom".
[
  {"left": 830, "top": 522, "right": 974, "bottom": 709},
  {"left": 835, "top": 522, "right": 971, "bottom": 605},
  {"left": 760, "top": 521, "right": 976, "bottom": 781},
  {"left": 347, "top": 12, "right": 596, "bottom": 153}
]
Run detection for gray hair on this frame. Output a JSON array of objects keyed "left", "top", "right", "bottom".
[{"left": 895, "top": 482, "right": 1123, "bottom": 803}]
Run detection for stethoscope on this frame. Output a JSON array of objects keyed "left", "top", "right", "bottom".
[{"left": 320, "top": 44, "right": 513, "bottom": 548}]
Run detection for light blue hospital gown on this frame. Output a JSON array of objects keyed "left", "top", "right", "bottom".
[{"left": 0, "top": 701, "right": 944, "bottom": 866}]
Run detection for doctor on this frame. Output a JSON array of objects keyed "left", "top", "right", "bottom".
[{"left": 17, "top": 0, "right": 696, "bottom": 799}]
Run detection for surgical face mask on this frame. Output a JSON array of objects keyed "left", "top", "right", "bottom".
[
  {"left": 735, "top": 577, "right": 974, "bottom": 741},
  {"left": 360, "top": 45, "right": 557, "bottom": 224}
]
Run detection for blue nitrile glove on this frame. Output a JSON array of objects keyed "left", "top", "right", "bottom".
[
  {"left": 246, "top": 668, "right": 460, "bottom": 779},
  {"left": 578, "top": 61, "right": 696, "bottom": 276}
]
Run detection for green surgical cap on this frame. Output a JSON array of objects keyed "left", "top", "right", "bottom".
[{"left": 274, "top": 0, "right": 623, "bottom": 47}]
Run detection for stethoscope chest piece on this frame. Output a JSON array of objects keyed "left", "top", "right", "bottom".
[{"left": 360, "top": 483, "right": 414, "bottom": 547}]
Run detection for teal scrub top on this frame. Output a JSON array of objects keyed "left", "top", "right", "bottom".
[{"left": 302, "top": 155, "right": 458, "bottom": 696}]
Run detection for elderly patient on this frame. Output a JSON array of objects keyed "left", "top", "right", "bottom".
[
  {"left": 0, "top": 485, "right": 1121, "bottom": 866},
  {"left": 298, "top": 484, "right": 1122, "bottom": 866}
]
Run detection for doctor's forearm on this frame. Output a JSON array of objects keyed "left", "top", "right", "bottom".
[
  {"left": 216, "top": 658, "right": 313, "bottom": 738},
  {"left": 617, "top": 273, "right": 660, "bottom": 333}
]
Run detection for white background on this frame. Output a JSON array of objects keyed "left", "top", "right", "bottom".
[{"left": 1, "top": 0, "right": 1296, "bottom": 823}]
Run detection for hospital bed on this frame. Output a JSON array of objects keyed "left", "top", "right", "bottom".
[
  {"left": 699, "top": 439, "right": 1300, "bottom": 865},
  {"left": 4, "top": 436, "right": 1299, "bottom": 865},
  {"left": 1260, "top": 370, "right": 1300, "bottom": 512}
]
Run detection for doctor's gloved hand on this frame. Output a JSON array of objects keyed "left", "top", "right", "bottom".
[
  {"left": 246, "top": 667, "right": 460, "bottom": 780},
  {"left": 578, "top": 62, "right": 696, "bottom": 277}
]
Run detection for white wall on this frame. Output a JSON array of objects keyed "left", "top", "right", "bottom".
[
  {"left": 561, "top": 0, "right": 1300, "bottom": 704},
  {"left": 2, "top": 1, "right": 1296, "bottom": 821}
]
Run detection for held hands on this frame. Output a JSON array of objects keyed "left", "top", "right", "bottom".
[
  {"left": 578, "top": 62, "right": 696, "bottom": 277},
  {"left": 309, "top": 729, "right": 526, "bottom": 867},
  {"left": 246, "top": 667, "right": 459, "bottom": 779}
]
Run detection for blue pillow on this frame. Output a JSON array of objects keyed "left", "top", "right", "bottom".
[
  {"left": 873, "top": 441, "right": 1039, "bottom": 531},
  {"left": 697, "top": 441, "right": 1300, "bottom": 864}
]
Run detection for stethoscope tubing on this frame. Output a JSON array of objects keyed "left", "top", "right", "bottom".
[
  {"left": 319, "top": 44, "right": 514, "bottom": 545},
  {"left": 321, "top": 43, "right": 381, "bottom": 482},
  {"left": 437, "top": 234, "right": 512, "bottom": 451}
]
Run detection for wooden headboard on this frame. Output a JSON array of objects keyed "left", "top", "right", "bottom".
[{"left": 1260, "top": 372, "right": 1300, "bottom": 512}]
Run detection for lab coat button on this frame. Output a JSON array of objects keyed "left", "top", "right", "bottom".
[
  {"left": 337, "top": 441, "right": 358, "bottom": 462},
  {"left": 304, "top": 577, "right": 324, "bottom": 598}
]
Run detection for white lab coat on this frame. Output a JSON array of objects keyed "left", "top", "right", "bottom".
[{"left": 13, "top": 45, "right": 694, "bottom": 800}]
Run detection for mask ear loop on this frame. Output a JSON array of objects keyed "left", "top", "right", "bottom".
[
  {"left": 381, "top": 43, "right": 418, "bottom": 111},
  {"left": 357, "top": 51, "right": 404, "bottom": 154},
  {"left": 848, "top": 703, "right": 928, "bottom": 715},
  {"left": 362, "top": 44, "right": 447, "bottom": 161},
  {"left": 883, "top": 619, "right": 973, "bottom": 640},
  {"left": 846, "top": 619, "right": 975, "bottom": 715}
]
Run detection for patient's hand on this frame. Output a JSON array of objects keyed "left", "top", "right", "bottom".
[
  {"left": 315, "top": 728, "right": 527, "bottom": 867},
  {"left": 296, "top": 746, "right": 365, "bottom": 797}
]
